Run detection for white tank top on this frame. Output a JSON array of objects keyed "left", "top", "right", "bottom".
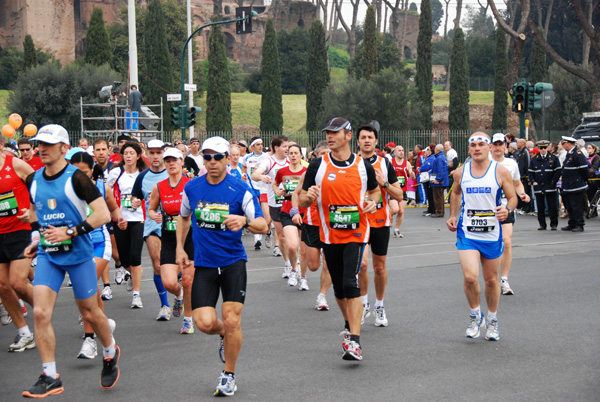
[{"left": 458, "top": 161, "right": 502, "bottom": 242}]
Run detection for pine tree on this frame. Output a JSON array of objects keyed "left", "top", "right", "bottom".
[
  {"left": 85, "top": 8, "right": 112, "bottom": 66},
  {"left": 415, "top": 0, "right": 433, "bottom": 129},
  {"left": 362, "top": 6, "right": 378, "bottom": 80},
  {"left": 491, "top": 28, "right": 508, "bottom": 132},
  {"left": 260, "top": 19, "right": 283, "bottom": 133},
  {"left": 23, "top": 35, "right": 37, "bottom": 71},
  {"left": 449, "top": 27, "right": 470, "bottom": 131},
  {"left": 142, "top": 0, "right": 173, "bottom": 105},
  {"left": 306, "top": 19, "right": 330, "bottom": 132},
  {"left": 206, "top": 24, "right": 232, "bottom": 133}
]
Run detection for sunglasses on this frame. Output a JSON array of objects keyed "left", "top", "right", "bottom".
[
  {"left": 539, "top": 146, "right": 548, "bottom": 149},
  {"left": 19, "top": 148, "right": 32, "bottom": 152},
  {"left": 203, "top": 153, "right": 227, "bottom": 161}
]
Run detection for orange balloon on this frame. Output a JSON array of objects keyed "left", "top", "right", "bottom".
[
  {"left": 8, "top": 113, "right": 22, "bottom": 129},
  {"left": 2, "top": 124, "right": 15, "bottom": 137},
  {"left": 23, "top": 124, "right": 38, "bottom": 137}
]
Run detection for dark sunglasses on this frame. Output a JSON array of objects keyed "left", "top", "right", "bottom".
[
  {"left": 538, "top": 146, "right": 548, "bottom": 149},
  {"left": 19, "top": 148, "right": 32, "bottom": 151},
  {"left": 203, "top": 153, "right": 227, "bottom": 161}
]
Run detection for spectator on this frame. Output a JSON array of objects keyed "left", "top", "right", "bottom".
[
  {"left": 129, "top": 85, "right": 143, "bottom": 112},
  {"left": 414, "top": 144, "right": 427, "bottom": 205},
  {"left": 577, "top": 139, "right": 589, "bottom": 157},
  {"left": 430, "top": 144, "right": 449, "bottom": 217},
  {"left": 419, "top": 144, "right": 436, "bottom": 216},
  {"left": 78, "top": 137, "right": 90, "bottom": 149}
]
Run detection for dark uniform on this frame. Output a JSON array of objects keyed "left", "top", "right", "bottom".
[
  {"left": 517, "top": 147, "right": 532, "bottom": 213},
  {"left": 560, "top": 137, "right": 589, "bottom": 232},
  {"left": 528, "top": 141, "right": 561, "bottom": 230}
]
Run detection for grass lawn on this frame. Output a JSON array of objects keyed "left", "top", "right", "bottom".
[
  {"left": 433, "top": 91, "right": 494, "bottom": 106},
  {"left": 0, "top": 90, "right": 10, "bottom": 123}
]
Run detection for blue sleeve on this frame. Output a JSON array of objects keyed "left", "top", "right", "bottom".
[{"left": 131, "top": 170, "right": 146, "bottom": 199}]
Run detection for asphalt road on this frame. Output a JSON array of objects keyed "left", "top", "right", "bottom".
[{"left": 1, "top": 207, "right": 599, "bottom": 401}]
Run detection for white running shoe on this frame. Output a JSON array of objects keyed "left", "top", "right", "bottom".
[
  {"left": 8, "top": 333, "right": 36, "bottom": 352},
  {"left": 77, "top": 337, "right": 97, "bottom": 359},
  {"left": 393, "top": 228, "right": 404, "bottom": 238},
  {"left": 465, "top": 311, "right": 486, "bottom": 338},
  {"left": 361, "top": 303, "right": 371, "bottom": 325},
  {"left": 265, "top": 233, "right": 272, "bottom": 248},
  {"left": 287, "top": 270, "right": 298, "bottom": 287},
  {"left": 214, "top": 371, "right": 237, "bottom": 397},
  {"left": 298, "top": 278, "right": 309, "bottom": 291},
  {"left": 0, "top": 303, "right": 11, "bottom": 325},
  {"left": 500, "top": 280, "right": 514, "bottom": 295},
  {"left": 281, "top": 265, "right": 291, "bottom": 279},
  {"left": 315, "top": 294, "right": 329, "bottom": 311},
  {"left": 342, "top": 340, "right": 363, "bottom": 361},
  {"left": 273, "top": 246, "right": 282, "bottom": 257},
  {"left": 374, "top": 306, "right": 388, "bottom": 327},
  {"left": 126, "top": 276, "right": 133, "bottom": 292},
  {"left": 485, "top": 318, "right": 500, "bottom": 341},
  {"left": 339, "top": 328, "right": 351, "bottom": 352},
  {"left": 100, "top": 286, "right": 112, "bottom": 301},
  {"left": 131, "top": 294, "right": 143, "bottom": 309},
  {"left": 156, "top": 305, "right": 172, "bottom": 321},
  {"left": 114, "top": 267, "right": 124, "bottom": 285}
]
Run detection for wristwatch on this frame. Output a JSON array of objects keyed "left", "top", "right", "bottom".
[
  {"left": 66, "top": 228, "right": 75, "bottom": 239},
  {"left": 244, "top": 217, "right": 251, "bottom": 228},
  {"left": 506, "top": 208, "right": 512, "bottom": 215},
  {"left": 383, "top": 181, "right": 390, "bottom": 188}
]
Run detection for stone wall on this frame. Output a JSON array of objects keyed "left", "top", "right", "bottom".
[{"left": 433, "top": 105, "right": 520, "bottom": 132}]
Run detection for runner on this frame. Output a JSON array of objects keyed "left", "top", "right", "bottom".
[
  {"left": 147, "top": 148, "right": 195, "bottom": 334},
  {"left": 390, "top": 145, "right": 415, "bottom": 238},
  {"left": 22, "top": 124, "right": 120, "bottom": 397},
  {"left": 241, "top": 137, "right": 267, "bottom": 249},
  {"left": 176, "top": 136, "right": 268, "bottom": 396},
  {"left": 131, "top": 140, "right": 170, "bottom": 320},
  {"left": 299, "top": 117, "right": 381, "bottom": 361},
  {"left": 446, "top": 132, "right": 518, "bottom": 341},
  {"left": 18, "top": 138, "right": 44, "bottom": 171},
  {"left": 356, "top": 122, "right": 403, "bottom": 327}
]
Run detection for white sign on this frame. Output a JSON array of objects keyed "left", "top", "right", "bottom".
[
  {"left": 167, "top": 93, "right": 181, "bottom": 102},
  {"left": 184, "top": 84, "right": 197, "bottom": 91}
]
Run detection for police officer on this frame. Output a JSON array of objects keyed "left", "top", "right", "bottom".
[
  {"left": 559, "top": 136, "right": 588, "bottom": 232},
  {"left": 529, "top": 140, "right": 561, "bottom": 230}
]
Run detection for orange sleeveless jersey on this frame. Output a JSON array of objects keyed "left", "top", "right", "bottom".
[
  {"left": 314, "top": 153, "right": 370, "bottom": 244},
  {"left": 367, "top": 156, "right": 391, "bottom": 228}
]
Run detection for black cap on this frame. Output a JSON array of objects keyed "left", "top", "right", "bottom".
[
  {"left": 321, "top": 117, "right": 352, "bottom": 133},
  {"left": 356, "top": 120, "right": 381, "bottom": 139},
  {"left": 189, "top": 138, "right": 200, "bottom": 143},
  {"left": 117, "top": 134, "right": 132, "bottom": 143}
]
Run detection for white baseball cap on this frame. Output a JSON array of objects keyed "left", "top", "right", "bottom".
[
  {"left": 32, "top": 124, "right": 70, "bottom": 145},
  {"left": 201, "top": 136, "right": 230, "bottom": 154},
  {"left": 147, "top": 139, "right": 165, "bottom": 149},
  {"left": 492, "top": 133, "right": 506, "bottom": 143},
  {"left": 163, "top": 148, "right": 183, "bottom": 160}
]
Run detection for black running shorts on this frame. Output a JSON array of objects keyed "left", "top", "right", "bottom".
[
  {"left": 280, "top": 211, "right": 301, "bottom": 230},
  {"left": 191, "top": 259, "right": 247, "bottom": 309},
  {"left": 0, "top": 230, "right": 30, "bottom": 263},
  {"left": 301, "top": 223, "right": 324, "bottom": 249},
  {"left": 322, "top": 242, "right": 364, "bottom": 300},
  {"left": 368, "top": 226, "right": 390, "bottom": 256},
  {"left": 501, "top": 211, "right": 516, "bottom": 225},
  {"left": 160, "top": 231, "right": 194, "bottom": 265}
]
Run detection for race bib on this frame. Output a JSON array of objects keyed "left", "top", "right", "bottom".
[
  {"left": 165, "top": 215, "right": 178, "bottom": 231},
  {"left": 0, "top": 191, "right": 18, "bottom": 217},
  {"left": 283, "top": 179, "right": 299, "bottom": 195},
  {"left": 195, "top": 201, "right": 229, "bottom": 231},
  {"left": 398, "top": 176, "right": 406, "bottom": 187},
  {"left": 465, "top": 209, "right": 497, "bottom": 232},
  {"left": 40, "top": 226, "right": 73, "bottom": 254},
  {"left": 121, "top": 194, "right": 133, "bottom": 209},
  {"left": 329, "top": 205, "right": 359, "bottom": 230}
]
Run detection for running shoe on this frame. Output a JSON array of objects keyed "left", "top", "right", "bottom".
[
  {"left": 9, "top": 333, "right": 35, "bottom": 352},
  {"left": 20, "top": 299, "right": 27, "bottom": 317},
  {"left": 114, "top": 267, "right": 125, "bottom": 285},
  {"left": 287, "top": 270, "right": 298, "bottom": 287},
  {"left": 465, "top": 311, "right": 486, "bottom": 338},
  {"left": 125, "top": 273, "right": 133, "bottom": 292},
  {"left": 298, "top": 278, "right": 309, "bottom": 291},
  {"left": 0, "top": 303, "right": 11, "bottom": 325},
  {"left": 156, "top": 305, "right": 171, "bottom": 321},
  {"left": 265, "top": 233, "right": 272, "bottom": 248},
  {"left": 214, "top": 371, "right": 237, "bottom": 396},
  {"left": 77, "top": 337, "right": 98, "bottom": 359},
  {"left": 315, "top": 294, "right": 329, "bottom": 311},
  {"left": 172, "top": 297, "right": 184, "bottom": 318},
  {"left": 374, "top": 306, "right": 389, "bottom": 327},
  {"left": 254, "top": 240, "right": 261, "bottom": 250},
  {"left": 393, "top": 228, "right": 404, "bottom": 238},
  {"left": 100, "top": 345, "right": 120, "bottom": 389},
  {"left": 219, "top": 335, "right": 225, "bottom": 363},
  {"left": 485, "top": 318, "right": 500, "bottom": 341},
  {"left": 273, "top": 246, "right": 282, "bottom": 257},
  {"left": 100, "top": 286, "right": 113, "bottom": 301},
  {"left": 342, "top": 340, "right": 363, "bottom": 361},
  {"left": 22, "top": 373, "right": 64, "bottom": 398},
  {"left": 500, "top": 279, "right": 514, "bottom": 295},
  {"left": 131, "top": 295, "right": 143, "bottom": 309},
  {"left": 181, "top": 319, "right": 195, "bottom": 334},
  {"left": 339, "top": 329, "right": 351, "bottom": 352},
  {"left": 361, "top": 302, "right": 371, "bottom": 325},
  {"left": 281, "top": 265, "right": 291, "bottom": 279}
]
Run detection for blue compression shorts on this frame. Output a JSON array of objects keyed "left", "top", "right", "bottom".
[
  {"left": 456, "top": 235, "right": 504, "bottom": 260},
  {"left": 34, "top": 254, "right": 98, "bottom": 300}
]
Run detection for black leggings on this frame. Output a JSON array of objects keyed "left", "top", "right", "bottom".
[
  {"left": 113, "top": 221, "right": 144, "bottom": 267},
  {"left": 322, "top": 242, "right": 365, "bottom": 300}
]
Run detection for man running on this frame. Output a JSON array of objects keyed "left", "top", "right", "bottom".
[
  {"left": 446, "top": 132, "right": 517, "bottom": 342},
  {"left": 18, "top": 138, "right": 44, "bottom": 171},
  {"left": 22, "top": 124, "right": 120, "bottom": 397},
  {"left": 241, "top": 137, "right": 267, "bottom": 249},
  {"left": 176, "top": 136, "right": 267, "bottom": 396},
  {"left": 390, "top": 145, "right": 415, "bottom": 238},
  {"left": 300, "top": 117, "right": 380, "bottom": 361}
]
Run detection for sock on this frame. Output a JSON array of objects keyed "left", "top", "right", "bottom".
[
  {"left": 183, "top": 316, "right": 192, "bottom": 322},
  {"left": 350, "top": 334, "right": 360, "bottom": 344},
  {"left": 18, "top": 325, "right": 32, "bottom": 338},
  {"left": 344, "top": 320, "right": 350, "bottom": 331},
  {"left": 42, "top": 362, "right": 57, "bottom": 378},
  {"left": 224, "top": 371, "right": 235, "bottom": 377},
  {"left": 361, "top": 295, "right": 368, "bottom": 305},
  {"left": 375, "top": 299, "right": 384, "bottom": 308},
  {"left": 254, "top": 234, "right": 262, "bottom": 242},
  {"left": 103, "top": 283, "right": 110, "bottom": 288},
  {"left": 318, "top": 293, "right": 326, "bottom": 298},
  {"left": 133, "top": 291, "right": 140, "bottom": 297},
  {"left": 84, "top": 332, "right": 95, "bottom": 340},
  {"left": 285, "top": 260, "right": 291, "bottom": 267},
  {"left": 500, "top": 276, "right": 508, "bottom": 282},
  {"left": 470, "top": 306, "right": 481, "bottom": 316},
  {"left": 301, "top": 276, "right": 306, "bottom": 280},
  {"left": 488, "top": 311, "right": 497, "bottom": 321},
  {"left": 153, "top": 274, "right": 169, "bottom": 307},
  {"left": 103, "top": 344, "right": 116, "bottom": 359},
  {"left": 115, "top": 264, "right": 121, "bottom": 270}
]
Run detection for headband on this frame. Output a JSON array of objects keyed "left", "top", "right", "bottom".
[
  {"left": 2, "top": 146, "right": 20, "bottom": 158},
  {"left": 469, "top": 136, "right": 490, "bottom": 144},
  {"left": 250, "top": 138, "right": 262, "bottom": 147}
]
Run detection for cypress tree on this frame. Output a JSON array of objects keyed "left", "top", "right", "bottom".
[
  {"left": 206, "top": 24, "right": 232, "bottom": 133},
  {"left": 362, "top": 6, "right": 378, "bottom": 80},
  {"left": 530, "top": 28, "right": 548, "bottom": 132},
  {"left": 491, "top": 28, "right": 508, "bottom": 132},
  {"left": 23, "top": 35, "right": 37, "bottom": 71},
  {"left": 449, "top": 27, "right": 470, "bottom": 131},
  {"left": 142, "top": 0, "right": 173, "bottom": 105},
  {"left": 306, "top": 19, "right": 329, "bottom": 132},
  {"left": 85, "top": 8, "right": 112, "bottom": 66},
  {"left": 415, "top": 0, "right": 433, "bottom": 130},
  {"left": 260, "top": 19, "right": 283, "bottom": 133}
]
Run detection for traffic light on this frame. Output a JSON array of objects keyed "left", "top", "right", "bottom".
[
  {"left": 236, "top": 7, "right": 253, "bottom": 34},
  {"left": 529, "top": 82, "right": 554, "bottom": 112},
  {"left": 512, "top": 82, "right": 528, "bottom": 113},
  {"left": 186, "top": 106, "right": 202, "bottom": 128},
  {"left": 171, "top": 106, "right": 183, "bottom": 128}
]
